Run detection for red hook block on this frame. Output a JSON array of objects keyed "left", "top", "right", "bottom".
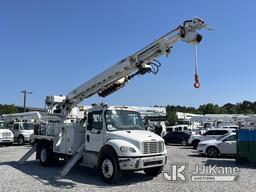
[{"left": 194, "top": 74, "right": 200, "bottom": 88}]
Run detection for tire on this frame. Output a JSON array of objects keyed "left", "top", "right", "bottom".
[
  {"left": 144, "top": 166, "right": 164, "bottom": 177},
  {"left": 192, "top": 140, "right": 199, "bottom": 149},
  {"left": 181, "top": 140, "right": 187, "bottom": 146},
  {"left": 206, "top": 146, "right": 220, "bottom": 158},
  {"left": 39, "top": 143, "right": 53, "bottom": 166},
  {"left": 100, "top": 154, "right": 122, "bottom": 184},
  {"left": 17, "top": 136, "right": 25, "bottom": 145}
]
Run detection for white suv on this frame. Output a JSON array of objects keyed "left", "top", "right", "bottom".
[
  {"left": 188, "top": 129, "right": 235, "bottom": 149},
  {"left": 197, "top": 133, "right": 237, "bottom": 157}
]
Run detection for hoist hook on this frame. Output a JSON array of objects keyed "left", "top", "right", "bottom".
[
  {"left": 194, "top": 73, "right": 200, "bottom": 88},
  {"left": 193, "top": 44, "right": 200, "bottom": 89}
]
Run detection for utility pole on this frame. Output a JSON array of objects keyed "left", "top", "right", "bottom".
[{"left": 21, "top": 90, "right": 32, "bottom": 112}]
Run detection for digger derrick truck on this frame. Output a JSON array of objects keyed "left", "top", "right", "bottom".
[{"left": 19, "top": 18, "right": 209, "bottom": 183}]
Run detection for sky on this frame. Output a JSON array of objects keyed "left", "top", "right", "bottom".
[{"left": 0, "top": 0, "right": 256, "bottom": 108}]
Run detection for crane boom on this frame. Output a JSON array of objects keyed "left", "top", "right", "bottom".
[{"left": 46, "top": 18, "right": 209, "bottom": 116}]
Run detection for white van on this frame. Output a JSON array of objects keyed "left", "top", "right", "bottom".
[{"left": 166, "top": 124, "right": 189, "bottom": 132}]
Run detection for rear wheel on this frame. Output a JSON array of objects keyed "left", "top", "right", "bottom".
[
  {"left": 206, "top": 146, "right": 219, "bottom": 158},
  {"left": 39, "top": 143, "right": 53, "bottom": 166},
  {"left": 144, "top": 166, "right": 163, "bottom": 177},
  {"left": 100, "top": 154, "right": 122, "bottom": 184}
]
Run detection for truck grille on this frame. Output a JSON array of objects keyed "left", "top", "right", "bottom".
[
  {"left": 2, "top": 132, "right": 11, "bottom": 139},
  {"left": 142, "top": 141, "right": 164, "bottom": 154}
]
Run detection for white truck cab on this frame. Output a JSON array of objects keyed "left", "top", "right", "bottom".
[
  {"left": 32, "top": 105, "right": 167, "bottom": 183},
  {"left": 0, "top": 121, "right": 14, "bottom": 145},
  {"left": 10, "top": 122, "right": 34, "bottom": 145}
]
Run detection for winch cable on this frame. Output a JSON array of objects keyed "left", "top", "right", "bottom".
[{"left": 194, "top": 44, "right": 200, "bottom": 88}]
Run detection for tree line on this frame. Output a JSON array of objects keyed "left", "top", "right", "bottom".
[
  {"left": 0, "top": 104, "right": 18, "bottom": 115},
  {"left": 1, "top": 101, "right": 256, "bottom": 124},
  {"left": 166, "top": 101, "right": 256, "bottom": 125}
]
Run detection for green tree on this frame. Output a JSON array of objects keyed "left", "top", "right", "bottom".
[
  {"left": 166, "top": 110, "right": 178, "bottom": 126},
  {"left": 239, "top": 101, "right": 254, "bottom": 114},
  {"left": 198, "top": 103, "right": 224, "bottom": 114},
  {"left": 223, "top": 103, "right": 237, "bottom": 114},
  {"left": 0, "top": 104, "right": 18, "bottom": 115}
]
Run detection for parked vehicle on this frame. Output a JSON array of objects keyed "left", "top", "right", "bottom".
[
  {"left": 188, "top": 129, "right": 235, "bottom": 149},
  {"left": 2, "top": 112, "right": 40, "bottom": 145},
  {"left": 163, "top": 131, "right": 190, "bottom": 145},
  {"left": 29, "top": 105, "right": 168, "bottom": 183},
  {"left": 8, "top": 122, "right": 35, "bottom": 145},
  {"left": 0, "top": 121, "right": 14, "bottom": 145},
  {"left": 197, "top": 133, "right": 237, "bottom": 157},
  {"left": 166, "top": 125, "right": 189, "bottom": 132}
]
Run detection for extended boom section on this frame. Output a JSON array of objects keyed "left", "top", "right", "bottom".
[{"left": 46, "top": 18, "right": 208, "bottom": 116}]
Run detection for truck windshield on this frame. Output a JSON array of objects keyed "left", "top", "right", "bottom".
[
  {"left": 21, "top": 123, "right": 34, "bottom": 130},
  {"left": 105, "top": 110, "right": 145, "bottom": 131}
]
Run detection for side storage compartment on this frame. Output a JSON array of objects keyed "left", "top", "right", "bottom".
[{"left": 53, "top": 123, "right": 85, "bottom": 155}]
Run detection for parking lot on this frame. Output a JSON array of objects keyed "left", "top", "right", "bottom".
[{"left": 0, "top": 145, "right": 256, "bottom": 192}]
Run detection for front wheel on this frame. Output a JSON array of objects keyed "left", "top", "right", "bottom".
[
  {"left": 206, "top": 146, "right": 219, "bottom": 158},
  {"left": 17, "top": 136, "right": 25, "bottom": 145},
  {"left": 100, "top": 154, "right": 122, "bottom": 184},
  {"left": 144, "top": 166, "right": 164, "bottom": 177}
]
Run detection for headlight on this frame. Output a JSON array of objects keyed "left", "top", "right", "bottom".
[
  {"left": 199, "top": 144, "right": 207, "bottom": 147},
  {"left": 120, "top": 146, "right": 136, "bottom": 153}
]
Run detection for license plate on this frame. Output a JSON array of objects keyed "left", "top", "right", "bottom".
[{"left": 143, "top": 156, "right": 163, "bottom": 163}]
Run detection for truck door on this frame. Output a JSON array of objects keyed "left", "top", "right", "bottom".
[{"left": 85, "top": 111, "right": 104, "bottom": 152}]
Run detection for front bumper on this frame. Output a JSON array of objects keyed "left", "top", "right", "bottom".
[
  {"left": 118, "top": 154, "right": 167, "bottom": 170},
  {"left": 197, "top": 146, "right": 207, "bottom": 154},
  {"left": 0, "top": 138, "right": 14, "bottom": 143}
]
